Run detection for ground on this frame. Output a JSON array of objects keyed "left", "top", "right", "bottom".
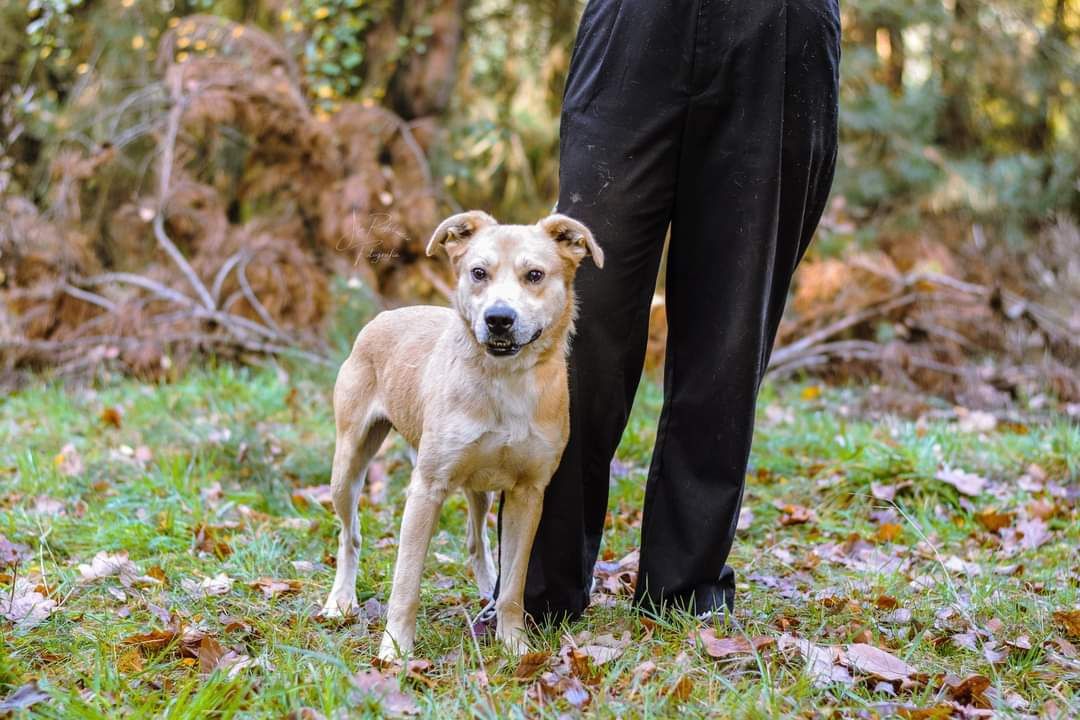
[{"left": 1, "top": 363, "right": 1078, "bottom": 718}]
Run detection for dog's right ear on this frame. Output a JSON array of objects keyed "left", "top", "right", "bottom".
[{"left": 426, "top": 211, "right": 498, "bottom": 264}]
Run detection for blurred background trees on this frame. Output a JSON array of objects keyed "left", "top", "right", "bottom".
[
  {"left": 3, "top": 0, "right": 1075, "bottom": 232},
  {"left": 1, "top": 0, "right": 1077, "bottom": 405}
]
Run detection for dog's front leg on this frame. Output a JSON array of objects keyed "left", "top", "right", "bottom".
[
  {"left": 495, "top": 483, "right": 544, "bottom": 654},
  {"left": 379, "top": 469, "right": 447, "bottom": 661}
]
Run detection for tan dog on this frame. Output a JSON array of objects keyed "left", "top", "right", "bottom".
[{"left": 321, "top": 210, "right": 603, "bottom": 659}]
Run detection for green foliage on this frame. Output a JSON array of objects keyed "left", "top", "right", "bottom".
[
  {"left": 832, "top": 0, "right": 1079, "bottom": 241},
  {"left": 295, "top": 0, "right": 387, "bottom": 108}
]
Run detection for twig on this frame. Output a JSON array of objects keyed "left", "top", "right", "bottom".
[
  {"left": 237, "top": 251, "right": 284, "bottom": 335},
  {"left": 154, "top": 74, "right": 216, "bottom": 311}
]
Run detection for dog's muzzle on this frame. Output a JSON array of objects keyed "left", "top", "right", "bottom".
[{"left": 485, "top": 328, "right": 542, "bottom": 357}]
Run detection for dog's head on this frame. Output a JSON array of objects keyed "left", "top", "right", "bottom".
[{"left": 426, "top": 210, "right": 603, "bottom": 359}]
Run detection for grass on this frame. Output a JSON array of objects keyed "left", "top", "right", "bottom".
[{"left": 1, "top": 360, "right": 1078, "bottom": 718}]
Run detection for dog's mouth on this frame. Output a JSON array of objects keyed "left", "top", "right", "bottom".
[{"left": 484, "top": 328, "right": 542, "bottom": 357}]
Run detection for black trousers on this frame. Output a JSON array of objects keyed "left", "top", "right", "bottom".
[{"left": 505, "top": 0, "right": 840, "bottom": 620}]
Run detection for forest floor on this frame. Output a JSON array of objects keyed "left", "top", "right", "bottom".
[{"left": 1, "top": 363, "right": 1078, "bottom": 718}]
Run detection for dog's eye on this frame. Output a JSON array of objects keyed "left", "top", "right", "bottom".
[
  {"left": 470, "top": 267, "right": 487, "bottom": 282},
  {"left": 525, "top": 269, "right": 545, "bottom": 284}
]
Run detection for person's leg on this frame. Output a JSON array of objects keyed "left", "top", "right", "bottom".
[
  {"left": 515, "top": 0, "right": 697, "bottom": 622},
  {"left": 633, "top": 0, "right": 841, "bottom": 615}
]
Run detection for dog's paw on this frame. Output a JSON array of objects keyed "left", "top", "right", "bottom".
[
  {"left": 319, "top": 594, "right": 360, "bottom": 619},
  {"left": 496, "top": 624, "right": 529, "bottom": 655},
  {"left": 378, "top": 632, "right": 410, "bottom": 662}
]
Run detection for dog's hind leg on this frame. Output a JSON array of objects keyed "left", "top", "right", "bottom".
[
  {"left": 322, "top": 402, "right": 391, "bottom": 618},
  {"left": 465, "top": 490, "right": 497, "bottom": 599}
]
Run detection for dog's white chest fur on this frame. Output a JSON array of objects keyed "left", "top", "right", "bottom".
[{"left": 431, "top": 374, "right": 562, "bottom": 493}]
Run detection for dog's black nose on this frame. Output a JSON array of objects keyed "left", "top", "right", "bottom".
[{"left": 484, "top": 306, "right": 517, "bottom": 335}]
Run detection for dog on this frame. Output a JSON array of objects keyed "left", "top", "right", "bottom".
[{"left": 321, "top": 210, "right": 603, "bottom": 660}]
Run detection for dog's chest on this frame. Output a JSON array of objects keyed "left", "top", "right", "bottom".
[{"left": 448, "top": 383, "right": 563, "bottom": 492}]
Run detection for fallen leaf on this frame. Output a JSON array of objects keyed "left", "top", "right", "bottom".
[
  {"left": 694, "top": 628, "right": 776, "bottom": 659},
  {"left": 935, "top": 468, "right": 987, "bottom": 497},
  {"left": 844, "top": 643, "right": 917, "bottom": 682},
  {"left": 982, "top": 643, "right": 1008, "bottom": 664},
  {"left": 975, "top": 508, "right": 1013, "bottom": 532},
  {"left": 78, "top": 551, "right": 154, "bottom": 587},
  {"left": 0, "top": 681, "right": 49, "bottom": 712},
  {"left": 117, "top": 648, "right": 145, "bottom": 673},
  {"left": 874, "top": 523, "right": 903, "bottom": 543},
  {"left": 1014, "top": 518, "right": 1052, "bottom": 550},
  {"left": 193, "top": 523, "right": 233, "bottom": 558},
  {"left": 882, "top": 608, "right": 913, "bottom": 625},
  {"left": 198, "top": 636, "right": 253, "bottom": 678},
  {"left": 100, "top": 406, "right": 123, "bottom": 428},
  {"left": 774, "top": 502, "right": 816, "bottom": 526},
  {"left": 0, "top": 535, "right": 31, "bottom": 567},
  {"left": 896, "top": 705, "right": 953, "bottom": 719},
  {"left": 666, "top": 675, "right": 694, "bottom": 702},
  {"left": 779, "top": 634, "right": 852, "bottom": 687},
  {"left": 292, "top": 485, "right": 333, "bottom": 509},
  {"left": 248, "top": 577, "right": 301, "bottom": 599},
  {"left": 200, "top": 482, "right": 224, "bottom": 506},
  {"left": 574, "top": 631, "right": 630, "bottom": 666},
  {"left": 1052, "top": 610, "right": 1080, "bottom": 639},
  {"left": 31, "top": 495, "right": 65, "bottom": 516},
  {"left": 951, "top": 632, "right": 980, "bottom": 652},
  {"left": 54, "top": 443, "right": 84, "bottom": 477},
  {"left": 352, "top": 668, "right": 419, "bottom": 716},
  {"left": 875, "top": 595, "right": 900, "bottom": 610},
  {"left": 513, "top": 651, "right": 550, "bottom": 680},
  {"left": 2, "top": 578, "right": 57, "bottom": 629},
  {"left": 182, "top": 573, "right": 234, "bottom": 598},
  {"left": 631, "top": 660, "right": 657, "bottom": 684},
  {"left": 944, "top": 674, "right": 992, "bottom": 708}
]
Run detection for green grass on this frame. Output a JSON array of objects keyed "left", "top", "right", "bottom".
[{"left": 1, "top": 362, "right": 1078, "bottom": 718}]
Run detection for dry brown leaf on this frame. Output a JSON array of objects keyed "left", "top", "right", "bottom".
[
  {"left": 666, "top": 675, "right": 694, "bottom": 702},
  {"left": 874, "top": 523, "right": 903, "bottom": 543},
  {"left": 1052, "top": 610, "right": 1080, "bottom": 639},
  {"left": 774, "top": 502, "right": 816, "bottom": 526},
  {"left": 0, "top": 535, "right": 31, "bottom": 567},
  {"left": 694, "top": 628, "right": 776, "bottom": 660},
  {"left": 844, "top": 643, "right": 917, "bottom": 681},
  {"left": 100, "top": 406, "right": 123, "bottom": 428},
  {"left": 1026, "top": 499, "right": 1056, "bottom": 521},
  {"left": 875, "top": 595, "right": 900, "bottom": 610},
  {"left": 352, "top": 668, "right": 420, "bottom": 716},
  {"left": 944, "top": 674, "right": 992, "bottom": 708},
  {"left": 513, "top": 651, "right": 550, "bottom": 680},
  {"left": 935, "top": 468, "right": 987, "bottom": 497},
  {"left": 975, "top": 508, "right": 1013, "bottom": 532},
  {"left": 182, "top": 573, "right": 234, "bottom": 598},
  {"left": 896, "top": 706, "right": 953, "bottom": 719},
  {"left": 248, "top": 577, "right": 301, "bottom": 599},
  {"left": 77, "top": 551, "right": 157, "bottom": 587},
  {"left": 193, "top": 523, "right": 234, "bottom": 558},
  {"left": 779, "top": 634, "right": 852, "bottom": 687},
  {"left": 292, "top": 485, "right": 333, "bottom": 509},
  {"left": 117, "top": 648, "right": 145, "bottom": 673},
  {"left": 2, "top": 578, "right": 57, "bottom": 629}
]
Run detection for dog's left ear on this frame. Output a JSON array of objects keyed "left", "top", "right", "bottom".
[
  {"left": 538, "top": 214, "right": 604, "bottom": 269},
  {"left": 426, "top": 210, "right": 498, "bottom": 264}
]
